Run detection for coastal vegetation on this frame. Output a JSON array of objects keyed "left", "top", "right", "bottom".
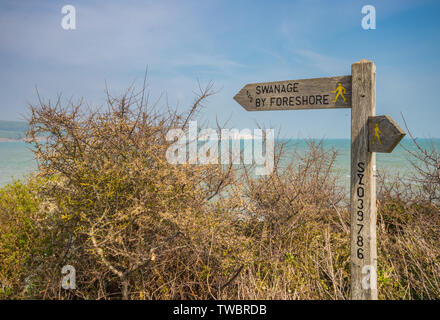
[{"left": 0, "top": 85, "right": 439, "bottom": 299}]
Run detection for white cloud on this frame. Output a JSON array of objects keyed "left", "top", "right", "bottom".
[
  {"left": 0, "top": 1, "right": 201, "bottom": 69},
  {"left": 294, "top": 49, "right": 350, "bottom": 75}
]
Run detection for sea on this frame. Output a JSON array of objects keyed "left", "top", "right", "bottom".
[{"left": 1, "top": 138, "right": 438, "bottom": 188}]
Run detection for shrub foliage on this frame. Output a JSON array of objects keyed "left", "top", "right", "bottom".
[{"left": 0, "top": 85, "right": 439, "bottom": 299}]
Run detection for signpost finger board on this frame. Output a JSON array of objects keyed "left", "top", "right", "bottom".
[{"left": 234, "top": 75, "right": 352, "bottom": 111}]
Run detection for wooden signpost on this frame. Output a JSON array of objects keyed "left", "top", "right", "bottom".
[{"left": 234, "top": 59, "right": 406, "bottom": 300}]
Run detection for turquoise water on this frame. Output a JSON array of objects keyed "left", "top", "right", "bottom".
[
  {"left": 279, "top": 138, "right": 434, "bottom": 173},
  {"left": 0, "top": 141, "right": 37, "bottom": 186},
  {"left": 278, "top": 138, "right": 440, "bottom": 189},
  {"left": 0, "top": 139, "right": 438, "bottom": 187}
]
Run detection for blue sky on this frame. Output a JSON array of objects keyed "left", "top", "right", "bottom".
[{"left": 0, "top": 0, "right": 439, "bottom": 138}]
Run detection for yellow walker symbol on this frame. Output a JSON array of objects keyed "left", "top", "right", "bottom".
[
  {"left": 332, "top": 82, "right": 347, "bottom": 102},
  {"left": 372, "top": 123, "right": 382, "bottom": 145}
]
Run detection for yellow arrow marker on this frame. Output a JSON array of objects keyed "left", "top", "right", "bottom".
[{"left": 368, "top": 115, "right": 405, "bottom": 153}]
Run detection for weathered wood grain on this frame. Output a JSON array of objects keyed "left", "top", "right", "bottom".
[
  {"left": 368, "top": 115, "right": 405, "bottom": 153},
  {"left": 234, "top": 75, "right": 352, "bottom": 111},
  {"left": 350, "top": 59, "right": 378, "bottom": 300}
]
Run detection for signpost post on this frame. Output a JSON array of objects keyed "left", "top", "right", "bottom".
[
  {"left": 350, "top": 60, "right": 377, "bottom": 300},
  {"left": 234, "top": 59, "right": 406, "bottom": 300}
]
